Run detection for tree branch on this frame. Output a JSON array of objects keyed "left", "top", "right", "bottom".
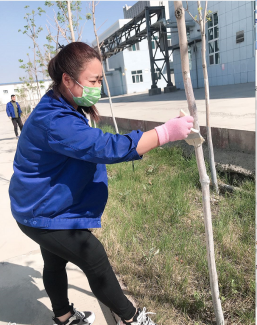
[
  {"left": 203, "top": 1, "right": 208, "bottom": 35},
  {"left": 185, "top": 1, "right": 200, "bottom": 24}
]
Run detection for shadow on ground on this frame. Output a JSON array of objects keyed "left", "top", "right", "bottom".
[
  {"left": 0, "top": 137, "right": 17, "bottom": 141},
  {"left": 0, "top": 262, "right": 51, "bottom": 325},
  {"left": 0, "top": 262, "right": 115, "bottom": 325}
]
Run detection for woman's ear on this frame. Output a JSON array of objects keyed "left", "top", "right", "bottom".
[{"left": 62, "top": 73, "right": 73, "bottom": 89}]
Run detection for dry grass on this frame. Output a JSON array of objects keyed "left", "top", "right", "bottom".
[{"left": 94, "top": 125, "right": 254, "bottom": 325}]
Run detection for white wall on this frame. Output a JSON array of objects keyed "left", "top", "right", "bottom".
[
  {"left": 123, "top": 39, "right": 171, "bottom": 94},
  {"left": 103, "top": 52, "right": 127, "bottom": 96},
  {"left": 0, "top": 80, "right": 52, "bottom": 111},
  {"left": 102, "top": 37, "right": 174, "bottom": 97},
  {"left": 169, "top": 1, "right": 255, "bottom": 89},
  {"left": 96, "top": 2, "right": 174, "bottom": 96}
]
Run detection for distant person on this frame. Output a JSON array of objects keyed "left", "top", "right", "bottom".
[
  {"left": 9, "top": 42, "right": 194, "bottom": 325},
  {"left": 6, "top": 94, "right": 23, "bottom": 138}
]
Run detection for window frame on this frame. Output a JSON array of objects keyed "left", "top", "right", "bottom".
[
  {"left": 207, "top": 12, "right": 220, "bottom": 65},
  {"left": 154, "top": 67, "right": 162, "bottom": 80},
  {"left": 186, "top": 27, "right": 192, "bottom": 70},
  {"left": 128, "top": 43, "right": 140, "bottom": 51},
  {"left": 167, "top": 35, "right": 172, "bottom": 47},
  {"left": 131, "top": 70, "right": 143, "bottom": 83}
]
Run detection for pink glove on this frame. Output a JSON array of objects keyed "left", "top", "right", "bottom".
[{"left": 155, "top": 115, "right": 194, "bottom": 146}]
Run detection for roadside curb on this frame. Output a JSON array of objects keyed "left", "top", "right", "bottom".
[{"left": 98, "top": 116, "right": 255, "bottom": 155}]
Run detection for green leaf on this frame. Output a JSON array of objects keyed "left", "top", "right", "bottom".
[{"left": 44, "top": 1, "right": 54, "bottom": 7}]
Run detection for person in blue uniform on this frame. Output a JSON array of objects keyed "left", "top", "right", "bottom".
[
  {"left": 6, "top": 94, "right": 23, "bottom": 138},
  {"left": 9, "top": 42, "right": 193, "bottom": 325}
]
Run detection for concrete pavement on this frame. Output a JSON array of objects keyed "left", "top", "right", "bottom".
[
  {"left": 96, "top": 82, "right": 255, "bottom": 172},
  {"left": 97, "top": 82, "right": 255, "bottom": 131},
  {"left": 0, "top": 111, "right": 116, "bottom": 325}
]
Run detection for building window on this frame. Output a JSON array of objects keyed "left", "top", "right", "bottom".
[
  {"left": 131, "top": 70, "right": 143, "bottom": 83},
  {"left": 208, "top": 12, "right": 220, "bottom": 65},
  {"left": 186, "top": 27, "right": 190, "bottom": 41},
  {"left": 151, "top": 37, "right": 155, "bottom": 50},
  {"left": 188, "top": 47, "right": 192, "bottom": 70},
  {"left": 186, "top": 27, "right": 192, "bottom": 70},
  {"left": 154, "top": 67, "right": 162, "bottom": 80},
  {"left": 236, "top": 30, "right": 244, "bottom": 43},
  {"left": 128, "top": 43, "right": 140, "bottom": 51},
  {"left": 3, "top": 90, "right": 8, "bottom": 94},
  {"left": 167, "top": 35, "right": 172, "bottom": 47},
  {"left": 151, "top": 36, "right": 159, "bottom": 50},
  {"left": 14, "top": 89, "right": 19, "bottom": 93}
]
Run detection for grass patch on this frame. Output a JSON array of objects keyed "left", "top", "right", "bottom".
[{"left": 94, "top": 125, "right": 255, "bottom": 325}]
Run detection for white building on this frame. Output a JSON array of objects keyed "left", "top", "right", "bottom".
[
  {"left": 0, "top": 80, "right": 52, "bottom": 111},
  {"left": 168, "top": 1, "right": 255, "bottom": 89},
  {"left": 93, "top": 1, "right": 175, "bottom": 97}
]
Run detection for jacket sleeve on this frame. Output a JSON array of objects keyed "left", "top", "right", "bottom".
[
  {"left": 47, "top": 111, "right": 143, "bottom": 164},
  {"left": 6, "top": 103, "right": 10, "bottom": 116}
]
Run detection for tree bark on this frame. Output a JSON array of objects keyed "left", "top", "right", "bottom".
[
  {"left": 92, "top": 1, "right": 119, "bottom": 134},
  {"left": 67, "top": 0, "right": 75, "bottom": 42},
  {"left": 198, "top": 1, "right": 219, "bottom": 193},
  {"left": 32, "top": 22, "right": 41, "bottom": 101},
  {"left": 174, "top": 2, "right": 224, "bottom": 324}
]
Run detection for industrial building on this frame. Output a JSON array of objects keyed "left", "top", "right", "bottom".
[{"left": 94, "top": 1, "right": 255, "bottom": 95}]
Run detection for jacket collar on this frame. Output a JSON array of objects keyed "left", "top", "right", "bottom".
[{"left": 46, "top": 90, "right": 88, "bottom": 121}]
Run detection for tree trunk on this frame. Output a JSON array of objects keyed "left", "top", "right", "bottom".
[
  {"left": 33, "top": 40, "right": 41, "bottom": 101},
  {"left": 92, "top": 1, "right": 119, "bottom": 134},
  {"left": 198, "top": 1, "right": 219, "bottom": 193},
  {"left": 67, "top": 0, "right": 75, "bottom": 42},
  {"left": 255, "top": 3, "right": 257, "bottom": 322},
  {"left": 174, "top": 2, "right": 224, "bottom": 324}
]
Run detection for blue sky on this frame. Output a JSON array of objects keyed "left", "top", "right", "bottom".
[{"left": 0, "top": 1, "right": 136, "bottom": 84}]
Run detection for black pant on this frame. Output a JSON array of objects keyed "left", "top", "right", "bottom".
[
  {"left": 17, "top": 223, "right": 136, "bottom": 320},
  {"left": 12, "top": 117, "right": 23, "bottom": 136}
]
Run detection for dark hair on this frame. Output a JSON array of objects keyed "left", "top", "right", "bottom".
[
  {"left": 48, "top": 42, "right": 101, "bottom": 122},
  {"left": 11, "top": 94, "right": 15, "bottom": 98}
]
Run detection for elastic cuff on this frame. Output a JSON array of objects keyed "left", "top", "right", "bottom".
[
  {"left": 154, "top": 124, "right": 169, "bottom": 146},
  {"left": 121, "top": 305, "right": 137, "bottom": 323},
  {"left": 53, "top": 303, "right": 71, "bottom": 317}
]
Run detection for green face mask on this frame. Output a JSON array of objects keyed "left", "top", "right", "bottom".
[{"left": 69, "top": 80, "right": 101, "bottom": 107}]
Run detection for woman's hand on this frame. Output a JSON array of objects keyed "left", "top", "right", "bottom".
[
  {"left": 136, "top": 115, "right": 194, "bottom": 156},
  {"left": 155, "top": 116, "right": 194, "bottom": 146}
]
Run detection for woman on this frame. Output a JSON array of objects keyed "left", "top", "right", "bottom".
[{"left": 9, "top": 42, "right": 193, "bottom": 325}]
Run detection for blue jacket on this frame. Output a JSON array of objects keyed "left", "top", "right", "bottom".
[
  {"left": 6, "top": 101, "right": 22, "bottom": 118},
  {"left": 9, "top": 90, "right": 143, "bottom": 229}
]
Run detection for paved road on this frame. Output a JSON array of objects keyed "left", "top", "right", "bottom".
[
  {"left": 97, "top": 82, "right": 255, "bottom": 131},
  {"left": 0, "top": 111, "right": 116, "bottom": 325}
]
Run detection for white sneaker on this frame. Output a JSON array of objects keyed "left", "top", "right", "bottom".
[
  {"left": 53, "top": 303, "right": 95, "bottom": 325},
  {"left": 118, "top": 307, "right": 157, "bottom": 325}
]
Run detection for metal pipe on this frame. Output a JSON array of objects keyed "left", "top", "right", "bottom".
[
  {"left": 145, "top": 7, "right": 157, "bottom": 89},
  {"left": 161, "top": 6, "right": 173, "bottom": 87}
]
